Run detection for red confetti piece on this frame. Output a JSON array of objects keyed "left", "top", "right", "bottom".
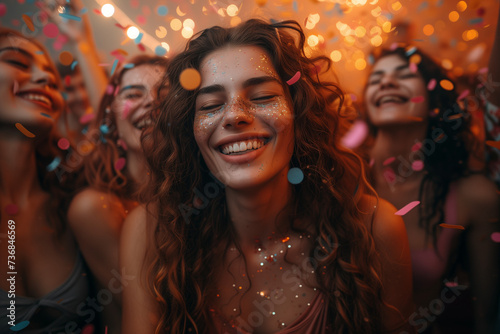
[
  {"left": 15, "top": 123, "right": 35, "bottom": 138},
  {"left": 410, "top": 96, "right": 425, "bottom": 103},
  {"left": 395, "top": 201, "right": 420, "bottom": 216},
  {"left": 341, "top": 120, "right": 368, "bottom": 149},
  {"left": 491, "top": 232, "right": 500, "bottom": 243},
  {"left": 486, "top": 141, "right": 500, "bottom": 150},
  {"left": 114, "top": 157, "right": 126, "bottom": 171},
  {"left": 82, "top": 324, "right": 95, "bottom": 334},
  {"left": 57, "top": 138, "right": 70, "bottom": 150},
  {"left": 286, "top": 71, "right": 301, "bottom": 85},
  {"left": 43, "top": 23, "right": 59, "bottom": 38},
  {"left": 64, "top": 75, "right": 71, "bottom": 86},
  {"left": 22, "top": 14, "right": 35, "bottom": 32},
  {"left": 5, "top": 204, "right": 19, "bottom": 215},
  {"left": 412, "top": 160, "right": 424, "bottom": 171},
  {"left": 0, "top": 3, "right": 6, "bottom": 17},
  {"left": 439, "top": 223, "right": 465, "bottom": 230},
  {"left": 383, "top": 157, "right": 395, "bottom": 166},
  {"left": 79, "top": 113, "right": 95, "bottom": 124},
  {"left": 445, "top": 281, "right": 458, "bottom": 287},
  {"left": 427, "top": 79, "right": 436, "bottom": 91},
  {"left": 411, "top": 142, "right": 422, "bottom": 151},
  {"left": 137, "top": 43, "right": 146, "bottom": 52},
  {"left": 93, "top": 9, "right": 101, "bottom": 15}
]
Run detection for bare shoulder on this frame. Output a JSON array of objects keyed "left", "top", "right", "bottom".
[
  {"left": 121, "top": 204, "right": 157, "bottom": 248},
  {"left": 456, "top": 173, "right": 498, "bottom": 206},
  {"left": 68, "top": 187, "right": 124, "bottom": 224}
]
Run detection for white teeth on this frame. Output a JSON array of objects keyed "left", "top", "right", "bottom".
[
  {"left": 221, "top": 139, "right": 266, "bottom": 155},
  {"left": 21, "top": 93, "right": 52, "bottom": 107},
  {"left": 378, "top": 95, "right": 406, "bottom": 105}
]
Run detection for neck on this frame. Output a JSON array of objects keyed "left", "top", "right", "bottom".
[
  {"left": 371, "top": 123, "right": 428, "bottom": 187},
  {"left": 225, "top": 170, "right": 293, "bottom": 251},
  {"left": 0, "top": 129, "right": 43, "bottom": 205},
  {"left": 126, "top": 149, "right": 147, "bottom": 186}
]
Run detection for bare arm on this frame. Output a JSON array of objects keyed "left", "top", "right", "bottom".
[
  {"left": 486, "top": 5, "right": 500, "bottom": 107},
  {"left": 460, "top": 175, "right": 500, "bottom": 334},
  {"left": 366, "top": 197, "right": 416, "bottom": 333},
  {"left": 120, "top": 204, "right": 159, "bottom": 333},
  {"left": 42, "top": 0, "right": 108, "bottom": 112}
]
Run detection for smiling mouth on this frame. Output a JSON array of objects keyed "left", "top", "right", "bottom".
[
  {"left": 132, "top": 118, "right": 151, "bottom": 131},
  {"left": 376, "top": 95, "right": 409, "bottom": 107},
  {"left": 17, "top": 93, "right": 53, "bottom": 109},
  {"left": 219, "top": 138, "right": 270, "bottom": 155}
]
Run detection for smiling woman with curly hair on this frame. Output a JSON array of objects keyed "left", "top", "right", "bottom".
[{"left": 121, "top": 19, "right": 415, "bottom": 334}]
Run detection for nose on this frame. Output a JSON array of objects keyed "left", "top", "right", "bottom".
[
  {"left": 222, "top": 97, "right": 254, "bottom": 129},
  {"left": 142, "top": 89, "right": 155, "bottom": 110},
  {"left": 31, "top": 66, "right": 54, "bottom": 87},
  {"left": 379, "top": 73, "right": 398, "bottom": 89}
]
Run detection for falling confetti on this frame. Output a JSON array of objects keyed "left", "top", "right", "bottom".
[
  {"left": 81, "top": 324, "right": 95, "bottom": 334},
  {"left": 410, "top": 96, "right": 425, "bottom": 103},
  {"left": 15, "top": 123, "right": 35, "bottom": 138},
  {"left": 5, "top": 204, "right": 19, "bottom": 216},
  {"left": 439, "top": 223, "right": 465, "bottom": 230},
  {"left": 412, "top": 160, "right": 424, "bottom": 171},
  {"left": 427, "top": 79, "right": 437, "bottom": 91},
  {"left": 46, "top": 157, "right": 61, "bottom": 171},
  {"left": 411, "top": 142, "right": 422, "bottom": 151},
  {"left": 179, "top": 68, "right": 201, "bottom": 90},
  {"left": 155, "top": 45, "right": 167, "bottom": 56},
  {"left": 59, "top": 13, "right": 81, "bottom": 21},
  {"left": 59, "top": 51, "right": 73, "bottom": 66},
  {"left": 440, "top": 79, "right": 454, "bottom": 91},
  {"left": 0, "top": 3, "right": 6, "bottom": 17},
  {"left": 341, "top": 120, "right": 368, "bottom": 149},
  {"left": 57, "top": 138, "right": 70, "bottom": 150},
  {"left": 287, "top": 167, "right": 304, "bottom": 184},
  {"left": 383, "top": 157, "right": 395, "bottom": 165},
  {"left": 157, "top": 5, "right": 168, "bottom": 16},
  {"left": 79, "top": 113, "right": 95, "bottom": 124},
  {"left": 22, "top": 14, "right": 34, "bottom": 32},
  {"left": 110, "top": 59, "right": 119, "bottom": 76},
  {"left": 491, "top": 232, "right": 500, "bottom": 243},
  {"left": 43, "top": 23, "right": 59, "bottom": 38},
  {"left": 114, "top": 157, "right": 126, "bottom": 171},
  {"left": 10, "top": 321, "right": 30, "bottom": 331},
  {"left": 286, "top": 71, "right": 301, "bottom": 85},
  {"left": 394, "top": 201, "right": 420, "bottom": 216}
]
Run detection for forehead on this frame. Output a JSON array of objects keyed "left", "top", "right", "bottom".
[
  {"left": 120, "top": 64, "right": 163, "bottom": 86},
  {"left": 0, "top": 35, "right": 53, "bottom": 68},
  {"left": 199, "top": 45, "right": 279, "bottom": 86},
  {"left": 371, "top": 54, "right": 408, "bottom": 73}
]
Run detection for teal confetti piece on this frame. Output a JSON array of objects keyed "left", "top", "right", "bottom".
[
  {"left": 288, "top": 168, "right": 304, "bottom": 184},
  {"left": 436, "top": 0, "right": 443, "bottom": 7},
  {"left": 155, "top": 45, "right": 166, "bottom": 56},
  {"left": 47, "top": 157, "right": 61, "bottom": 171},
  {"left": 11, "top": 321, "right": 30, "bottom": 331},
  {"left": 100, "top": 124, "right": 110, "bottom": 134},
  {"left": 80, "top": 8, "right": 88, "bottom": 15},
  {"left": 59, "top": 13, "right": 82, "bottom": 21},
  {"left": 468, "top": 18, "right": 483, "bottom": 25},
  {"left": 157, "top": 5, "right": 168, "bottom": 16},
  {"left": 417, "top": 1, "right": 428, "bottom": 12},
  {"left": 110, "top": 59, "right": 118, "bottom": 76},
  {"left": 35, "top": 50, "right": 44, "bottom": 55},
  {"left": 41, "top": 112, "right": 52, "bottom": 118},
  {"left": 405, "top": 46, "right": 417, "bottom": 56},
  {"left": 123, "top": 63, "right": 135, "bottom": 69},
  {"left": 134, "top": 32, "right": 143, "bottom": 44},
  {"left": 71, "top": 60, "right": 78, "bottom": 70},
  {"left": 293, "top": 0, "right": 298, "bottom": 12}
]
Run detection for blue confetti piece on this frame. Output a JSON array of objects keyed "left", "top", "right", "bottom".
[
  {"left": 35, "top": 50, "right": 44, "bottom": 55},
  {"left": 368, "top": 54, "right": 375, "bottom": 65},
  {"left": 100, "top": 124, "right": 110, "bottom": 134},
  {"left": 405, "top": 46, "right": 417, "bottom": 56},
  {"left": 288, "top": 167, "right": 304, "bottom": 185},
  {"left": 71, "top": 60, "right": 78, "bottom": 70},
  {"left": 430, "top": 35, "right": 438, "bottom": 44},
  {"left": 82, "top": 126, "right": 88, "bottom": 134},
  {"left": 334, "top": 3, "right": 343, "bottom": 17},
  {"left": 468, "top": 18, "right": 483, "bottom": 25},
  {"left": 123, "top": 63, "right": 135, "bottom": 69},
  {"left": 329, "top": 36, "right": 339, "bottom": 43},
  {"left": 293, "top": 0, "right": 298, "bottom": 12},
  {"left": 157, "top": 5, "right": 168, "bottom": 16},
  {"left": 155, "top": 45, "right": 167, "bottom": 56},
  {"left": 417, "top": 1, "right": 428, "bottom": 12},
  {"left": 134, "top": 32, "right": 143, "bottom": 44},
  {"left": 47, "top": 157, "right": 61, "bottom": 171},
  {"left": 61, "top": 92, "right": 68, "bottom": 100},
  {"left": 59, "top": 13, "right": 82, "bottom": 21},
  {"left": 110, "top": 59, "right": 118, "bottom": 76},
  {"left": 26, "top": 0, "right": 35, "bottom": 4},
  {"left": 450, "top": 39, "right": 457, "bottom": 47},
  {"left": 436, "top": 0, "right": 443, "bottom": 7},
  {"left": 11, "top": 321, "right": 30, "bottom": 331},
  {"left": 80, "top": 8, "right": 88, "bottom": 15},
  {"left": 100, "top": 134, "right": 107, "bottom": 143},
  {"left": 41, "top": 112, "right": 52, "bottom": 118}
]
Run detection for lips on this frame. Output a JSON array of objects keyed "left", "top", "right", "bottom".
[
  {"left": 16, "top": 90, "right": 54, "bottom": 110},
  {"left": 375, "top": 94, "right": 409, "bottom": 107},
  {"left": 220, "top": 138, "right": 269, "bottom": 155}
]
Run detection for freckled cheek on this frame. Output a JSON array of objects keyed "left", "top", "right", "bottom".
[
  {"left": 255, "top": 98, "right": 294, "bottom": 134},
  {"left": 193, "top": 113, "right": 221, "bottom": 142}
]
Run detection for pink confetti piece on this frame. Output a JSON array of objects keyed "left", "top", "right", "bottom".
[
  {"left": 410, "top": 96, "right": 425, "bottom": 103},
  {"left": 114, "top": 157, "right": 126, "bottom": 171},
  {"left": 286, "top": 71, "right": 301, "bottom": 85},
  {"left": 394, "top": 201, "right": 420, "bottom": 216},
  {"left": 341, "top": 120, "right": 368, "bottom": 149},
  {"left": 383, "top": 157, "right": 395, "bottom": 166},
  {"left": 121, "top": 101, "right": 132, "bottom": 119},
  {"left": 5, "top": 204, "right": 19, "bottom": 216},
  {"left": 491, "top": 232, "right": 500, "bottom": 243},
  {"left": 445, "top": 281, "right": 458, "bottom": 287},
  {"left": 383, "top": 168, "right": 396, "bottom": 184},
  {"left": 389, "top": 42, "right": 398, "bottom": 51},
  {"left": 57, "top": 138, "right": 70, "bottom": 150},
  {"left": 106, "top": 85, "right": 115, "bottom": 95},
  {"left": 43, "top": 23, "right": 59, "bottom": 38},
  {"left": 411, "top": 142, "right": 422, "bottom": 151},
  {"left": 117, "top": 139, "right": 128, "bottom": 151},
  {"left": 427, "top": 79, "right": 436, "bottom": 91},
  {"left": 0, "top": 3, "right": 7, "bottom": 17},
  {"left": 369, "top": 158, "right": 375, "bottom": 167},
  {"left": 350, "top": 93, "right": 357, "bottom": 102},
  {"left": 79, "top": 113, "right": 95, "bottom": 124},
  {"left": 81, "top": 324, "right": 94, "bottom": 334},
  {"left": 412, "top": 160, "right": 424, "bottom": 171},
  {"left": 409, "top": 62, "right": 418, "bottom": 73},
  {"left": 457, "top": 89, "right": 470, "bottom": 101},
  {"left": 478, "top": 67, "right": 488, "bottom": 74}
]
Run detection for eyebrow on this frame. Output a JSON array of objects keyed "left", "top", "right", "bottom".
[
  {"left": 369, "top": 64, "right": 410, "bottom": 77},
  {"left": 197, "top": 76, "right": 281, "bottom": 97},
  {"left": 0, "top": 47, "right": 34, "bottom": 59},
  {"left": 119, "top": 84, "right": 146, "bottom": 94}
]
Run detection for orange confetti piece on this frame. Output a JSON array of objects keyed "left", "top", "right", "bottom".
[
  {"left": 440, "top": 79, "right": 454, "bottom": 91},
  {"left": 439, "top": 223, "right": 465, "bottom": 230},
  {"left": 407, "top": 116, "right": 423, "bottom": 121},
  {"left": 15, "top": 123, "right": 35, "bottom": 138},
  {"left": 486, "top": 141, "right": 500, "bottom": 150},
  {"left": 59, "top": 51, "right": 73, "bottom": 66},
  {"left": 22, "top": 14, "right": 35, "bottom": 32},
  {"left": 179, "top": 68, "right": 201, "bottom": 91},
  {"left": 281, "top": 237, "right": 290, "bottom": 243}
]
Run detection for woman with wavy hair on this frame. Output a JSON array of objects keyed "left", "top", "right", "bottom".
[
  {"left": 363, "top": 43, "right": 499, "bottom": 333},
  {"left": 121, "top": 19, "right": 415, "bottom": 333},
  {"left": 0, "top": 28, "right": 91, "bottom": 332},
  {"left": 67, "top": 54, "right": 168, "bottom": 333}
]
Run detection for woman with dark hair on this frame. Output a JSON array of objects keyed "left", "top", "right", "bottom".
[
  {"left": 121, "top": 19, "right": 415, "bottom": 333},
  {"left": 364, "top": 44, "right": 499, "bottom": 333},
  {"left": 0, "top": 28, "right": 91, "bottom": 332},
  {"left": 67, "top": 55, "right": 168, "bottom": 333}
]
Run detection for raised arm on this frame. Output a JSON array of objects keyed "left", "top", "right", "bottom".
[
  {"left": 366, "top": 197, "right": 416, "bottom": 333},
  {"left": 120, "top": 204, "right": 159, "bottom": 333},
  {"left": 487, "top": 5, "right": 500, "bottom": 107}
]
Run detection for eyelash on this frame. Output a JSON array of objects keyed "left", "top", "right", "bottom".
[
  {"left": 199, "top": 95, "right": 278, "bottom": 112},
  {"left": 368, "top": 73, "right": 417, "bottom": 85},
  {"left": 7, "top": 60, "right": 29, "bottom": 69}
]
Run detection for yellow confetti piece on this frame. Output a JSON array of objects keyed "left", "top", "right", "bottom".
[
  {"left": 22, "top": 14, "right": 35, "bottom": 32},
  {"left": 440, "top": 79, "right": 454, "bottom": 91},
  {"left": 439, "top": 223, "right": 465, "bottom": 230},
  {"left": 15, "top": 123, "right": 35, "bottom": 138},
  {"left": 179, "top": 68, "right": 201, "bottom": 91}
]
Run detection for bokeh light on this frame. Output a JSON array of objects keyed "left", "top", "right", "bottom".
[
  {"left": 101, "top": 4, "right": 115, "bottom": 17},
  {"left": 126, "top": 26, "right": 140, "bottom": 39},
  {"left": 170, "top": 19, "right": 182, "bottom": 31}
]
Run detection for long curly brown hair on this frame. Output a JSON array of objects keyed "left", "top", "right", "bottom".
[
  {"left": 77, "top": 55, "right": 169, "bottom": 200},
  {"left": 144, "top": 19, "right": 385, "bottom": 333}
]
